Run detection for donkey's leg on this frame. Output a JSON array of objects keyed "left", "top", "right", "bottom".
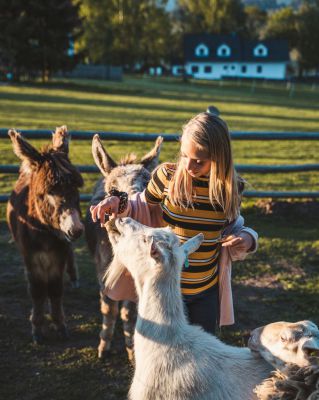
[
  {"left": 27, "top": 271, "right": 47, "bottom": 344},
  {"left": 66, "top": 246, "right": 79, "bottom": 289},
  {"left": 120, "top": 300, "right": 137, "bottom": 362},
  {"left": 48, "top": 270, "right": 68, "bottom": 340},
  {"left": 98, "top": 293, "right": 119, "bottom": 358}
]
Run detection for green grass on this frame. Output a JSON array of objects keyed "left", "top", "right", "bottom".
[
  {"left": 0, "top": 76, "right": 318, "bottom": 200},
  {"left": 0, "top": 76, "right": 319, "bottom": 399}
]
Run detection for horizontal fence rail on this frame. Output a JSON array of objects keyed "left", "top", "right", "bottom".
[
  {"left": 1, "top": 129, "right": 318, "bottom": 201},
  {"left": 1, "top": 164, "right": 319, "bottom": 174},
  {"left": 1, "top": 192, "right": 319, "bottom": 204},
  {"left": 1, "top": 129, "right": 319, "bottom": 141}
]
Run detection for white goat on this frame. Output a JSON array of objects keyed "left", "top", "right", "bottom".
[
  {"left": 105, "top": 217, "right": 273, "bottom": 400},
  {"left": 249, "top": 321, "right": 319, "bottom": 400},
  {"left": 249, "top": 320, "right": 319, "bottom": 371}
]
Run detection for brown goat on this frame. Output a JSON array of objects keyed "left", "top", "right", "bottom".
[
  {"left": 7, "top": 126, "right": 84, "bottom": 344},
  {"left": 85, "top": 134, "right": 163, "bottom": 360}
]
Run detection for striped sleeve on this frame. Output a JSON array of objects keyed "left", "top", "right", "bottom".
[{"left": 145, "top": 164, "right": 168, "bottom": 204}]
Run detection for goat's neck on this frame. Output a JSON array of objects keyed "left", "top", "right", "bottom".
[{"left": 136, "top": 268, "right": 187, "bottom": 338}]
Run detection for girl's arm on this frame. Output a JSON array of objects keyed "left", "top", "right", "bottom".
[
  {"left": 221, "top": 215, "right": 258, "bottom": 261},
  {"left": 90, "top": 164, "right": 166, "bottom": 224}
]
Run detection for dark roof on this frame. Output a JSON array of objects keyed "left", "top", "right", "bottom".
[{"left": 183, "top": 34, "right": 289, "bottom": 62}]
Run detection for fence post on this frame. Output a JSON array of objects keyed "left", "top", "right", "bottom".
[
  {"left": 250, "top": 79, "right": 256, "bottom": 94},
  {"left": 206, "top": 105, "right": 220, "bottom": 116}
]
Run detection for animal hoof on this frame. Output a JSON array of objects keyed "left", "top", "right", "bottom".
[
  {"left": 32, "top": 333, "right": 45, "bottom": 345},
  {"left": 70, "top": 280, "right": 80, "bottom": 289},
  {"left": 57, "top": 326, "right": 69, "bottom": 340}
]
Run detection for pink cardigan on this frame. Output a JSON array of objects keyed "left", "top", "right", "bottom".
[{"left": 106, "top": 191, "right": 258, "bottom": 327}]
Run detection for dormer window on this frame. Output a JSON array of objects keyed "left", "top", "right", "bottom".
[
  {"left": 217, "top": 44, "right": 231, "bottom": 57},
  {"left": 254, "top": 44, "right": 268, "bottom": 57},
  {"left": 195, "top": 44, "right": 209, "bottom": 57}
]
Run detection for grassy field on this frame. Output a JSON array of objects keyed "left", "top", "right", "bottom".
[
  {"left": 0, "top": 76, "right": 319, "bottom": 399},
  {"left": 0, "top": 76, "right": 318, "bottom": 199}
]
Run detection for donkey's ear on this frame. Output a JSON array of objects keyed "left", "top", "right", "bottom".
[
  {"left": 8, "top": 129, "right": 43, "bottom": 165},
  {"left": 52, "top": 125, "right": 69, "bottom": 153},
  {"left": 140, "top": 136, "right": 163, "bottom": 171},
  {"left": 180, "top": 233, "right": 204, "bottom": 257},
  {"left": 92, "top": 134, "right": 117, "bottom": 177}
]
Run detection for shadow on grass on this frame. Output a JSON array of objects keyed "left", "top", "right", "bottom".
[
  {"left": 2, "top": 81, "right": 319, "bottom": 115},
  {"left": 1, "top": 205, "right": 319, "bottom": 399}
]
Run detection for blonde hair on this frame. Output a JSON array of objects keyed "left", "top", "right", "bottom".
[{"left": 168, "top": 112, "right": 241, "bottom": 221}]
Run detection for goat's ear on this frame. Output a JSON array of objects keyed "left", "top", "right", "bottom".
[
  {"left": 52, "top": 125, "right": 69, "bottom": 153},
  {"left": 180, "top": 233, "right": 204, "bottom": 257},
  {"left": 92, "top": 134, "right": 117, "bottom": 177},
  {"left": 8, "top": 129, "right": 43, "bottom": 165},
  {"left": 140, "top": 136, "right": 163, "bottom": 171}
]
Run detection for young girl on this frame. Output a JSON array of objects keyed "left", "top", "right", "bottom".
[{"left": 90, "top": 112, "right": 257, "bottom": 334}]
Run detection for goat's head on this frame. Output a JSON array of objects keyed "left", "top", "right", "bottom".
[
  {"left": 8, "top": 127, "right": 84, "bottom": 242},
  {"left": 104, "top": 217, "right": 203, "bottom": 293},
  {"left": 248, "top": 320, "right": 319, "bottom": 369},
  {"left": 92, "top": 134, "right": 163, "bottom": 196}
]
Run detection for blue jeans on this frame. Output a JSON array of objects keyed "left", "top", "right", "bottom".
[{"left": 183, "top": 284, "right": 219, "bottom": 335}]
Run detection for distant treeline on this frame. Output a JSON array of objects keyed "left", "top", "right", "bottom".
[{"left": 0, "top": 0, "right": 318, "bottom": 81}]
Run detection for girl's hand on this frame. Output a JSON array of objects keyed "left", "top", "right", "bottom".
[
  {"left": 90, "top": 196, "right": 120, "bottom": 227},
  {"left": 221, "top": 232, "right": 253, "bottom": 252}
]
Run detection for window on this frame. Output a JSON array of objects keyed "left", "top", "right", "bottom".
[
  {"left": 257, "top": 65, "right": 263, "bottom": 73},
  {"left": 204, "top": 65, "right": 212, "bottom": 73},
  {"left": 217, "top": 44, "right": 231, "bottom": 57},
  {"left": 223, "top": 65, "right": 228, "bottom": 70},
  {"left": 241, "top": 65, "right": 247, "bottom": 73},
  {"left": 192, "top": 65, "right": 199, "bottom": 73},
  {"left": 195, "top": 44, "right": 209, "bottom": 57},
  {"left": 231, "top": 65, "right": 235, "bottom": 70},
  {"left": 254, "top": 44, "right": 268, "bottom": 57}
]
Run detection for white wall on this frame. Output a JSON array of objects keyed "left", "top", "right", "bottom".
[
  {"left": 184, "top": 62, "right": 287, "bottom": 80},
  {"left": 172, "top": 65, "right": 183, "bottom": 76}
]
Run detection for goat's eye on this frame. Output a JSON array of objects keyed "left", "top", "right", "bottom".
[
  {"left": 143, "top": 236, "right": 148, "bottom": 243},
  {"left": 294, "top": 331, "right": 304, "bottom": 340}
]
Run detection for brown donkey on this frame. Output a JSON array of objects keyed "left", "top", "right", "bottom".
[
  {"left": 85, "top": 134, "right": 163, "bottom": 360},
  {"left": 7, "top": 126, "right": 84, "bottom": 344}
]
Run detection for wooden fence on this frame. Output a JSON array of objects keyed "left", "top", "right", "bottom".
[{"left": 0, "top": 129, "right": 318, "bottom": 203}]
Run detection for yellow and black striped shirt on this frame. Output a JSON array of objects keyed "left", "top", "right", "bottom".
[{"left": 145, "top": 163, "right": 227, "bottom": 296}]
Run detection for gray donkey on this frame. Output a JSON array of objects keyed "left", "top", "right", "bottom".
[{"left": 85, "top": 134, "right": 163, "bottom": 359}]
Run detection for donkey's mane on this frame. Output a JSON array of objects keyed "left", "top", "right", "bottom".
[
  {"left": 119, "top": 153, "right": 138, "bottom": 165},
  {"left": 40, "top": 148, "right": 83, "bottom": 188}
]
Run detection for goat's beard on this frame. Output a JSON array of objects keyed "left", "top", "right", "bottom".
[{"left": 103, "top": 255, "right": 126, "bottom": 290}]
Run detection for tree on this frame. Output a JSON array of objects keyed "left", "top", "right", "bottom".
[
  {"left": 261, "top": 7, "right": 298, "bottom": 48},
  {"left": 0, "top": 0, "right": 81, "bottom": 81},
  {"left": 262, "top": 2, "right": 319, "bottom": 74},
  {"left": 73, "top": 0, "right": 114, "bottom": 65},
  {"left": 296, "top": 1, "right": 319, "bottom": 71},
  {"left": 176, "top": 0, "right": 246, "bottom": 34},
  {"left": 76, "top": 0, "right": 172, "bottom": 68},
  {"left": 243, "top": 5, "right": 267, "bottom": 39}
]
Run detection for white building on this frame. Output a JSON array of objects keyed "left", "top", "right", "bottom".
[{"left": 173, "top": 34, "right": 290, "bottom": 80}]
